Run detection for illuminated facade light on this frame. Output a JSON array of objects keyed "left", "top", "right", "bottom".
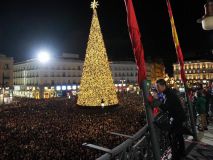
[
  {"left": 67, "top": 86, "right": 72, "bottom": 90},
  {"left": 37, "top": 51, "right": 50, "bottom": 63},
  {"left": 56, "top": 86, "right": 61, "bottom": 91},
  {"left": 62, "top": 86, "right": 66, "bottom": 90}
]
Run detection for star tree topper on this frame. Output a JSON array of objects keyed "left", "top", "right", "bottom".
[{"left": 91, "top": 0, "right": 99, "bottom": 9}]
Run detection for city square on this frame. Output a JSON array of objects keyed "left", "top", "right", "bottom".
[{"left": 0, "top": 0, "right": 213, "bottom": 160}]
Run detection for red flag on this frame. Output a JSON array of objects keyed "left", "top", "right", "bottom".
[
  {"left": 166, "top": 0, "right": 187, "bottom": 83},
  {"left": 124, "top": 0, "right": 146, "bottom": 84}
]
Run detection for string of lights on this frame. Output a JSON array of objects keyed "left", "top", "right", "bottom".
[{"left": 77, "top": 5, "right": 118, "bottom": 107}]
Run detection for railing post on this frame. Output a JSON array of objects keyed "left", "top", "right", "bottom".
[
  {"left": 140, "top": 80, "right": 161, "bottom": 160},
  {"left": 183, "top": 82, "right": 198, "bottom": 141}
]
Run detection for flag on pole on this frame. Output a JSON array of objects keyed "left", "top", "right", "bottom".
[
  {"left": 124, "top": 0, "right": 146, "bottom": 84},
  {"left": 166, "top": 0, "right": 187, "bottom": 83}
]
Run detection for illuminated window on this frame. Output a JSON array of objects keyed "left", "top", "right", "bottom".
[
  {"left": 62, "top": 86, "right": 66, "bottom": 90},
  {"left": 56, "top": 86, "right": 61, "bottom": 91}
]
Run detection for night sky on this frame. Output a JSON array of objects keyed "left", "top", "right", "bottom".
[{"left": 0, "top": 0, "right": 212, "bottom": 75}]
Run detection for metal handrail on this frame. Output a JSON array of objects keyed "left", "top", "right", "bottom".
[{"left": 95, "top": 124, "right": 149, "bottom": 160}]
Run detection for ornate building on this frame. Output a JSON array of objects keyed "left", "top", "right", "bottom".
[
  {"left": 173, "top": 60, "right": 213, "bottom": 88},
  {"left": 13, "top": 54, "right": 166, "bottom": 98}
]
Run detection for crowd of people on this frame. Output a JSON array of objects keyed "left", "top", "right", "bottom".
[
  {"left": 148, "top": 80, "right": 213, "bottom": 160},
  {"left": 189, "top": 83, "right": 213, "bottom": 131},
  {"left": 0, "top": 82, "right": 212, "bottom": 160},
  {"left": 0, "top": 93, "right": 146, "bottom": 160}
]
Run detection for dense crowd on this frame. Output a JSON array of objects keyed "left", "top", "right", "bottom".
[
  {"left": 1, "top": 83, "right": 212, "bottom": 160},
  {"left": 189, "top": 84, "right": 213, "bottom": 131},
  {"left": 0, "top": 93, "right": 146, "bottom": 160}
]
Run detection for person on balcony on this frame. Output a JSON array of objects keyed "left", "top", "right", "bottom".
[{"left": 156, "top": 79, "right": 186, "bottom": 160}]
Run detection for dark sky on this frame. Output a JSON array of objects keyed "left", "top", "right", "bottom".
[{"left": 0, "top": 0, "right": 212, "bottom": 75}]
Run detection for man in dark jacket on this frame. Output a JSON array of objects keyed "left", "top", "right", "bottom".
[{"left": 156, "top": 79, "right": 186, "bottom": 160}]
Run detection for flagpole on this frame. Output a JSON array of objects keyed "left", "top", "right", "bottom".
[
  {"left": 124, "top": 0, "right": 161, "bottom": 159},
  {"left": 141, "top": 80, "right": 161, "bottom": 160},
  {"left": 166, "top": 0, "right": 197, "bottom": 141}
]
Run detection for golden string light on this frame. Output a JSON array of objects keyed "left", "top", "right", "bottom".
[{"left": 77, "top": 6, "right": 118, "bottom": 107}]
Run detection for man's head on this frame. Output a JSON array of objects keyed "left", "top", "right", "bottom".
[{"left": 156, "top": 79, "right": 167, "bottom": 93}]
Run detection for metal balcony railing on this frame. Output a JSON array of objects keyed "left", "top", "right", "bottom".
[
  {"left": 83, "top": 123, "right": 173, "bottom": 160},
  {"left": 84, "top": 104, "right": 193, "bottom": 160}
]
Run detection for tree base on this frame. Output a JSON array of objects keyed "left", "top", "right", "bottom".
[{"left": 76, "top": 104, "right": 119, "bottom": 109}]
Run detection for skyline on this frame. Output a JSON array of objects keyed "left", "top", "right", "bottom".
[{"left": 0, "top": 0, "right": 212, "bottom": 75}]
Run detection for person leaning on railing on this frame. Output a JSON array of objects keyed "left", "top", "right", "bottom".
[{"left": 156, "top": 79, "right": 186, "bottom": 160}]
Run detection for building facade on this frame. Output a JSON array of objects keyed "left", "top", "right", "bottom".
[
  {"left": 0, "top": 54, "right": 13, "bottom": 104},
  {"left": 173, "top": 60, "right": 213, "bottom": 88},
  {"left": 150, "top": 62, "right": 165, "bottom": 84},
  {"left": 13, "top": 54, "right": 165, "bottom": 98},
  {"left": 0, "top": 54, "right": 14, "bottom": 88}
]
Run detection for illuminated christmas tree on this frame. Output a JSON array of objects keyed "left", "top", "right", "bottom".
[{"left": 77, "top": 0, "right": 118, "bottom": 107}]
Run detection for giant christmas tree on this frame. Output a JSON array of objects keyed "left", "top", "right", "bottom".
[{"left": 77, "top": 0, "right": 118, "bottom": 107}]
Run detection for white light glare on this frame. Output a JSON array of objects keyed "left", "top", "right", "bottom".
[{"left": 37, "top": 51, "right": 50, "bottom": 63}]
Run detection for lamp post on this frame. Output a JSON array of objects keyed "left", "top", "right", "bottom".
[
  {"left": 120, "top": 79, "right": 126, "bottom": 93},
  {"left": 37, "top": 50, "right": 51, "bottom": 99},
  {"left": 101, "top": 99, "right": 105, "bottom": 134},
  {"left": 2, "top": 72, "right": 5, "bottom": 105}
]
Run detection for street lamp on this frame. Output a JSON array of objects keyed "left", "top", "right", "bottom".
[
  {"left": 101, "top": 99, "right": 105, "bottom": 134},
  {"left": 197, "top": 0, "right": 213, "bottom": 30},
  {"left": 37, "top": 50, "right": 50, "bottom": 63},
  {"left": 120, "top": 79, "right": 126, "bottom": 92},
  {"left": 2, "top": 72, "right": 5, "bottom": 105},
  {"left": 37, "top": 50, "right": 51, "bottom": 99},
  {"left": 164, "top": 74, "right": 169, "bottom": 82}
]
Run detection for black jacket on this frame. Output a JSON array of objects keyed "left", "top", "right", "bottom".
[{"left": 160, "top": 88, "right": 186, "bottom": 125}]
